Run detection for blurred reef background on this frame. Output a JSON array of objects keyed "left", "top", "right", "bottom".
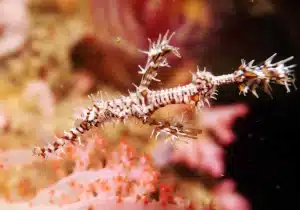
[{"left": 0, "top": 1, "right": 299, "bottom": 210}]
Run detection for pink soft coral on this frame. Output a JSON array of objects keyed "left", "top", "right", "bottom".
[
  {"left": 0, "top": 102, "right": 251, "bottom": 210},
  {"left": 152, "top": 103, "right": 251, "bottom": 209},
  {"left": 171, "top": 138, "right": 224, "bottom": 178},
  {"left": 199, "top": 104, "right": 248, "bottom": 145},
  {"left": 169, "top": 104, "right": 248, "bottom": 177},
  {"left": 3, "top": 140, "right": 188, "bottom": 210},
  {"left": 0, "top": 0, "right": 29, "bottom": 58},
  {"left": 211, "top": 179, "right": 250, "bottom": 210}
]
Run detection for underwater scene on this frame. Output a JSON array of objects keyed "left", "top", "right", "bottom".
[{"left": 0, "top": 1, "right": 299, "bottom": 210}]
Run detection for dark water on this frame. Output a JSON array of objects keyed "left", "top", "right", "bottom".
[{"left": 207, "top": 1, "right": 300, "bottom": 209}]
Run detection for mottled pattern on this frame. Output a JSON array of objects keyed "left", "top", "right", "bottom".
[{"left": 33, "top": 31, "right": 297, "bottom": 158}]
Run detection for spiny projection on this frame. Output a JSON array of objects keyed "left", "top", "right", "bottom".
[{"left": 33, "top": 30, "right": 297, "bottom": 158}]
